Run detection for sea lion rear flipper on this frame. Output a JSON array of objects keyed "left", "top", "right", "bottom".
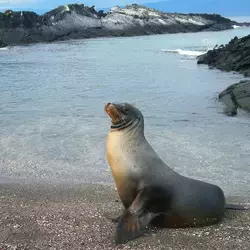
[
  {"left": 225, "top": 203, "right": 249, "bottom": 210},
  {"left": 115, "top": 188, "right": 157, "bottom": 245}
]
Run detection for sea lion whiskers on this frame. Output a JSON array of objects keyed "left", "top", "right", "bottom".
[
  {"left": 113, "top": 108, "right": 128, "bottom": 127},
  {"left": 118, "top": 110, "right": 127, "bottom": 126}
]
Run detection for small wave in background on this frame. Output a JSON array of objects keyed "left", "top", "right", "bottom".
[
  {"left": 233, "top": 25, "right": 241, "bottom": 29},
  {"left": 0, "top": 47, "right": 10, "bottom": 51},
  {"left": 161, "top": 38, "right": 216, "bottom": 57},
  {"left": 161, "top": 48, "right": 207, "bottom": 57}
]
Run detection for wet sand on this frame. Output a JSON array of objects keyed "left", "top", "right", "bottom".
[{"left": 0, "top": 182, "right": 249, "bottom": 250}]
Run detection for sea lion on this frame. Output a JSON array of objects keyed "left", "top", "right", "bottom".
[{"left": 104, "top": 102, "right": 248, "bottom": 245}]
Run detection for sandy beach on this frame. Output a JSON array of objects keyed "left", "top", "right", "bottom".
[{"left": 0, "top": 181, "right": 249, "bottom": 250}]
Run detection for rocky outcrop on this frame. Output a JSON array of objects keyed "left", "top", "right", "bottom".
[
  {"left": 197, "top": 34, "right": 250, "bottom": 116},
  {"left": 197, "top": 35, "right": 250, "bottom": 77},
  {"left": 0, "top": 3, "right": 245, "bottom": 48},
  {"left": 0, "top": 4, "right": 106, "bottom": 47},
  {"left": 218, "top": 80, "right": 250, "bottom": 116}
]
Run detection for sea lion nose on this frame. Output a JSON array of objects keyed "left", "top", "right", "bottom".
[
  {"left": 105, "top": 102, "right": 111, "bottom": 110},
  {"left": 105, "top": 102, "right": 111, "bottom": 108}
]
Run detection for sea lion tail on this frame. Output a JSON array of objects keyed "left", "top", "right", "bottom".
[{"left": 225, "top": 203, "right": 249, "bottom": 210}]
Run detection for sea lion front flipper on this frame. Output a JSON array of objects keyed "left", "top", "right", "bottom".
[{"left": 115, "top": 188, "right": 157, "bottom": 245}]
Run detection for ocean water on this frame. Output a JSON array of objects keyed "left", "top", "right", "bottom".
[
  {"left": 229, "top": 16, "right": 250, "bottom": 22},
  {"left": 1, "top": 26, "right": 250, "bottom": 197}
]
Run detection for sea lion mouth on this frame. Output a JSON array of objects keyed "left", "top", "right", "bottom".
[{"left": 105, "top": 103, "right": 131, "bottom": 129}]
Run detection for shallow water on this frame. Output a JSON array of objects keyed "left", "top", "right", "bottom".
[{"left": 1, "top": 26, "right": 250, "bottom": 196}]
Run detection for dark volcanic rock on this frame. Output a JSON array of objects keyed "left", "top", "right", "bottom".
[
  {"left": 0, "top": 10, "right": 40, "bottom": 29},
  {"left": 0, "top": 3, "right": 244, "bottom": 48},
  {"left": 197, "top": 35, "right": 250, "bottom": 77},
  {"left": 198, "top": 34, "right": 250, "bottom": 116},
  {"left": 218, "top": 80, "right": 250, "bottom": 115}
]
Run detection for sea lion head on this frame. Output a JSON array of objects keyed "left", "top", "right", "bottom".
[{"left": 105, "top": 102, "right": 144, "bottom": 132}]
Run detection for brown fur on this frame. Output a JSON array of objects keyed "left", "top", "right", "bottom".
[{"left": 106, "top": 130, "right": 136, "bottom": 208}]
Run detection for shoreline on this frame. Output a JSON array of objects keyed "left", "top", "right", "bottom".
[
  {"left": 0, "top": 181, "right": 249, "bottom": 250},
  {"left": 0, "top": 26, "right": 242, "bottom": 50}
]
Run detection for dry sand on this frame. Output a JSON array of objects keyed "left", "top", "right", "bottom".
[{"left": 0, "top": 181, "right": 249, "bottom": 250}]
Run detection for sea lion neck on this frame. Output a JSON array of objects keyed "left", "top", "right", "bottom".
[
  {"left": 110, "top": 119, "right": 134, "bottom": 130},
  {"left": 110, "top": 118, "right": 144, "bottom": 136}
]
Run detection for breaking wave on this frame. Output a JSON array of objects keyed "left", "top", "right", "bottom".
[
  {"left": 161, "top": 48, "right": 208, "bottom": 57},
  {"left": 0, "top": 47, "right": 10, "bottom": 51},
  {"left": 232, "top": 25, "right": 241, "bottom": 29}
]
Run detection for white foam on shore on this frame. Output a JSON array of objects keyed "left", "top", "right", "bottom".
[
  {"left": 233, "top": 25, "right": 241, "bottom": 29},
  {"left": 0, "top": 47, "right": 10, "bottom": 51},
  {"left": 161, "top": 49, "right": 207, "bottom": 56}
]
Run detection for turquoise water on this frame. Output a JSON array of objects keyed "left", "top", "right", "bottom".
[{"left": 0, "top": 26, "right": 250, "bottom": 196}]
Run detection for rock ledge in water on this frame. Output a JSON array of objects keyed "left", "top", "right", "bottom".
[
  {"left": 197, "top": 34, "right": 250, "bottom": 77},
  {"left": 0, "top": 3, "right": 245, "bottom": 48},
  {"left": 218, "top": 80, "right": 250, "bottom": 116}
]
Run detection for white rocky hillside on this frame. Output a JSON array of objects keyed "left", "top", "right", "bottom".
[{"left": 0, "top": 3, "right": 244, "bottom": 48}]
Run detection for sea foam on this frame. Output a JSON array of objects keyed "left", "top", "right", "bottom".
[
  {"left": 0, "top": 47, "right": 10, "bottom": 51},
  {"left": 161, "top": 49, "right": 207, "bottom": 56}
]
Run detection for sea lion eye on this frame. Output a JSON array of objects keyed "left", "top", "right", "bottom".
[{"left": 122, "top": 106, "right": 128, "bottom": 113}]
